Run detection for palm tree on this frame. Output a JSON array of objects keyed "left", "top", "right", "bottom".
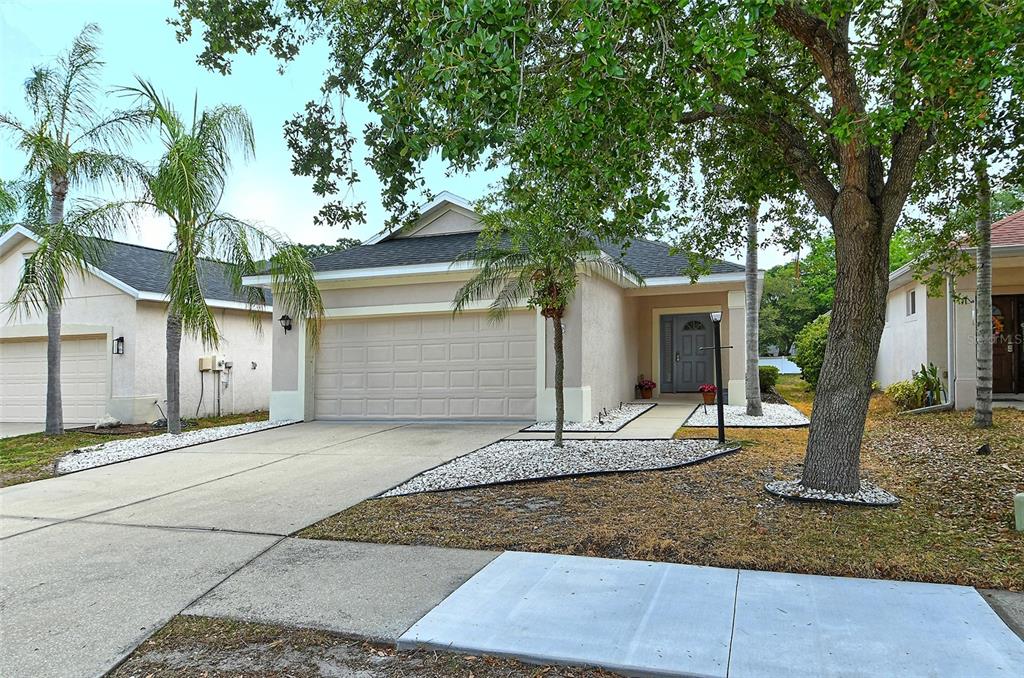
[
  {"left": 1, "top": 25, "right": 146, "bottom": 435},
  {"left": 117, "top": 79, "right": 323, "bottom": 433},
  {"left": 744, "top": 201, "right": 763, "bottom": 417},
  {"left": 973, "top": 159, "right": 993, "bottom": 428},
  {"left": 453, "top": 200, "right": 639, "bottom": 447}
]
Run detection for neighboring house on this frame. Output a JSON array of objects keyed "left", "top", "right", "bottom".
[
  {"left": 0, "top": 225, "right": 272, "bottom": 426},
  {"left": 876, "top": 209, "right": 1024, "bottom": 408},
  {"left": 246, "top": 192, "right": 759, "bottom": 423}
]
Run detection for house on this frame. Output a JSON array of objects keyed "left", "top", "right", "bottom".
[
  {"left": 246, "top": 192, "right": 758, "bottom": 423},
  {"left": 0, "top": 225, "right": 273, "bottom": 426},
  {"left": 876, "top": 209, "right": 1024, "bottom": 408}
]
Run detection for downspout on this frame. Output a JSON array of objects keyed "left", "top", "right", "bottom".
[{"left": 946, "top": 274, "right": 957, "bottom": 409}]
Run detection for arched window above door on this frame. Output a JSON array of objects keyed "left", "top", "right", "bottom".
[{"left": 682, "top": 320, "right": 705, "bottom": 331}]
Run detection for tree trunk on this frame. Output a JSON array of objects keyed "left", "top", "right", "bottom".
[
  {"left": 800, "top": 201, "right": 890, "bottom": 494},
  {"left": 552, "top": 311, "right": 565, "bottom": 448},
  {"left": 166, "top": 313, "right": 182, "bottom": 434},
  {"left": 974, "top": 159, "right": 993, "bottom": 428},
  {"left": 745, "top": 202, "right": 763, "bottom": 416},
  {"left": 44, "top": 172, "right": 69, "bottom": 435},
  {"left": 44, "top": 298, "right": 63, "bottom": 435}
]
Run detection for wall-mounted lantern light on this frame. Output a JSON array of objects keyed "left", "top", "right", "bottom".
[
  {"left": 112, "top": 336, "right": 125, "bottom": 355},
  {"left": 279, "top": 314, "right": 292, "bottom": 334}
]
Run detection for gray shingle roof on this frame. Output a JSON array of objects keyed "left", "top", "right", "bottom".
[
  {"left": 309, "top": 232, "right": 743, "bottom": 279},
  {"left": 87, "top": 238, "right": 265, "bottom": 305}
]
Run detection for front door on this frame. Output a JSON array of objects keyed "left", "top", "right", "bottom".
[
  {"left": 992, "top": 295, "right": 1021, "bottom": 394},
  {"left": 660, "top": 314, "right": 713, "bottom": 393}
]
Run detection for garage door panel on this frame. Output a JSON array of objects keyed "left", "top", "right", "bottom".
[
  {"left": 315, "top": 312, "right": 535, "bottom": 420},
  {"left": 1, "top": 336, "right": 109, "bottom": 424}
]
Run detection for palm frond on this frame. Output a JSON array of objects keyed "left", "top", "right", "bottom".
[
  {"left": 6, "top": 219, "right": 94, "bottom": 318},
  {"left": 268, "top": 244, "right": 325, "bottom": 348}
]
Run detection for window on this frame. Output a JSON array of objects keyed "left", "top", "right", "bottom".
[
  {"left": 682, "top": 320, "right": 705, "bottom": 331},
  {"left": 906, "top": 290, "right": 917, "bottom": 316}
]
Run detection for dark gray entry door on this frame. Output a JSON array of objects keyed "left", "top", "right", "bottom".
[{"left": 660, "top": 314, "right": 713, "bottom": 392}]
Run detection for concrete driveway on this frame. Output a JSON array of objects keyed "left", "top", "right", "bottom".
[
  {"left": 0, "top": 421, "right": 518, "bottom": 678},
  {"left": 0, "top": 422, "right": 45, "bottom": 438}
]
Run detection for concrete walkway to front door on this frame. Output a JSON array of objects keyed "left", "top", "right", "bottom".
[
  {"left": 508, "top": 396, "right": 700, "bottom": 441},
  {"left": 0, "top": 422, "right": 520, "bottom": 678}
]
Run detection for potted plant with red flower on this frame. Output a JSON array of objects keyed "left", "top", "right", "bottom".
[
  {"left": 698, "top": 383, "right": 717, "bottom": 405},
  {"left": 636, "top": 375, "right": 657, "bottom": 399}
]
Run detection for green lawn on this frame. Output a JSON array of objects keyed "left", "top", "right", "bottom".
[{"left": 0, "top": 411, "right": 268, "bottom": 487}]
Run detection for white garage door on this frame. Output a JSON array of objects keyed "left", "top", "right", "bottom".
[
  {"left": 314, "top": 312, "right": 536, "bottom": 420},
  {"left": 0, "top": 336, "right": 109, "bottom": 424}
]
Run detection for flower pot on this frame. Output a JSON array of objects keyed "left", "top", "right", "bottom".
[
  {"left": 640, "top": 387, "right": 653, "bottom": 399},
  {"left": 702, "top": 392, "right": 716, "bottom": 405}
]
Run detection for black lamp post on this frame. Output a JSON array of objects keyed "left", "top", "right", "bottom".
[{"left": 709, "top": 311, "right": 726, "bottom": 444}]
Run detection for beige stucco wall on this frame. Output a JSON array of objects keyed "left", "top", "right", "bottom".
[
  {"left": 320, "top": 280, "right": 467, "bottom": 308},
  {"left": 408, "top": 209, "right": 480, "bottom": 237},
  {"left": 579, "top": 274, "right": 638, "bottom": 414},
  {"left": 878, "top": 257, "right": 1024, "bottom": 410},
  {"left": 632, "top": 289, "right": 732, "bottom": 387},
  {"left": 134, "top": 301, "right": 272, "bottom": 421},
  {"left": 1, "top": 232, "right": 271, "bottom": 424},
  {"left": 875, "top": 280, "right": 930, "bottom": 388}
]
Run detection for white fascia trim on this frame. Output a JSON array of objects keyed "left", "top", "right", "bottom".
[
  {"left": 642, "top": 271, "right": 755, "bottom": 286},
  {"left": 243, "top": 260, "right": 478, "bottom": 287},
  {"left": 135, "top": 291, "right": 271, "bottom": 313},
  {"left": 324, "top": 298, "right": 525, "bottom": 319},
  {"left": 0, "top": 224, "right": 38, "bottom": 254},
  {"left": 363, "top": 191, "right": 477, "bottom": 245}
]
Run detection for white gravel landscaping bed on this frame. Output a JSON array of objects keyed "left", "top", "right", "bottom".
[
  {"left": 765, "top": 479, "right": 900, "bottom": 506},
  {"left": 55, "top": 420, "right": 297, "bottom": 475},
  {"left": 683, "top": 402, "right": 809, "bottom": 428},
  {"left": 522, "top": 401, "right": 657, "bottom": 432},
  {"left": 380, "top": 438, "right": 737, "bottom": 496}
]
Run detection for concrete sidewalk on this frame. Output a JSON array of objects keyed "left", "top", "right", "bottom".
[{"left": 400, "top": 551, "right": 1024, "bottom": 678}]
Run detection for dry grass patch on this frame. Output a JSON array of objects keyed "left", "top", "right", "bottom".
[
  {"left": 111, "top": 616, "right": 611, "bottom": 678},
  {"left": 301, "top": 378, "right": 1023, "bottom": 590},
  {"left": 0, "top": 410, "right": 268, "bottom": 487}
]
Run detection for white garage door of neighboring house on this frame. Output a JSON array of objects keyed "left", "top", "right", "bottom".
[
  {"left": 0, "top": 336, "right": 109, "bottom": 424},
  {"left": 315, "top": 312, "right": 536, "bottom": 420}
]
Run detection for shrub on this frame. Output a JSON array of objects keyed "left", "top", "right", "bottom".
[
  {"left": 886, "top": 379, "right": 925, "bottom": 411},
  {"left": 758, "top": 365, "right": 780, "bottom": 391},
  {"left": 793, "top": 314, "right": 830, "bottom": 388}
]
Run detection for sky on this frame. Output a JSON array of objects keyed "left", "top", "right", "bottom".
[{"left": 0, "top": 0, "right": 792, "bottom": 268}]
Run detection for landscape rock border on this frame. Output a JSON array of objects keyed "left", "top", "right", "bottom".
[
  {"left": 55, "top": 419, "right": 299, "bottom": 475},
  {"left": 682, "top": 403, "right": 810, "bottom": 428},
  {"left": 765, "top": 478, "right": 900, "bottom": 506},
  {"left": 379, "top": 437, "right": 741, "bottom": 497},
  {"left": 522, "top": 401, "right": 657, "bottom": 433}
]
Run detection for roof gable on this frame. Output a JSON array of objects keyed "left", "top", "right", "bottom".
[{"left": 0, "top": 225, "right": 267, "bottom": 307}]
